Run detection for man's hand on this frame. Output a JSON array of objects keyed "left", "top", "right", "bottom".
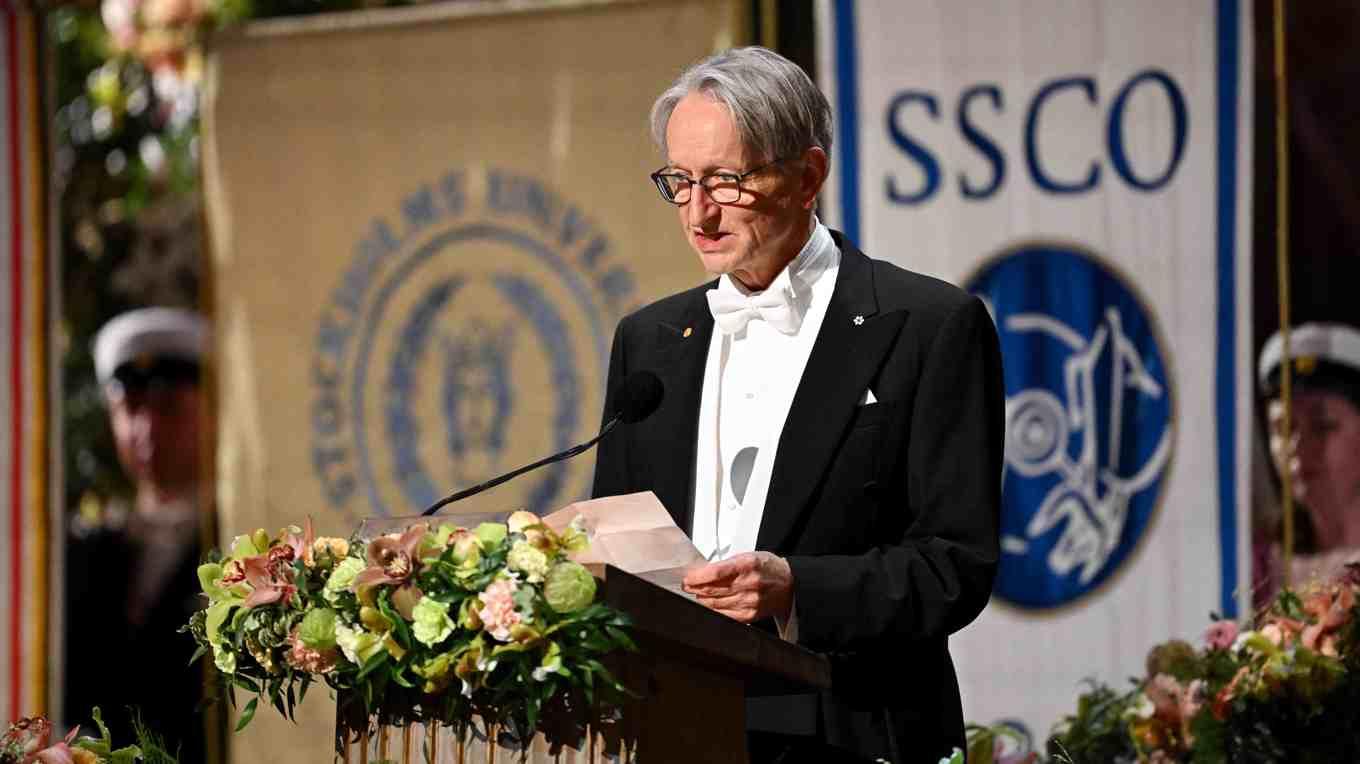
[{"left": 682, "top": 551, "right": 794, "bottom": 623}]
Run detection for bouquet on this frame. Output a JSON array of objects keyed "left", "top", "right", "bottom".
[
  {"left": 1047, "top": 564, "right": 1360, "bottom": 762},
  {"left": 183, "top": 510, "right": 636, "bottom": 747}
]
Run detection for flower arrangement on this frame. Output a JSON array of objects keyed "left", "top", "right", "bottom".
[
  {"left": 0, "top": 708, "right": 178, "bottom": 764},
  {"left": 183, "top": 511, "right": 635, "bottom": 747},
  {"left": 1046, "top": 565, "right": 1360, "bottom": 762},
  {"left": 938, "top": 723, "right": 1040, "bottom": 764}
]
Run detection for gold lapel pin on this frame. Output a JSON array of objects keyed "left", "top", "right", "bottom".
[{"left": 683, "top": 326, "right": 693, "bottom": 338}]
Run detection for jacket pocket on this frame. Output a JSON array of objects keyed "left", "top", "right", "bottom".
[{"left": 850, "top": 400, "right": 892, "bottom": 429}]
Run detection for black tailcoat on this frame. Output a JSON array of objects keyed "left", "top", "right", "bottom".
[{"left": 592, "top": 231, "right": 1004, "bottom": 763}]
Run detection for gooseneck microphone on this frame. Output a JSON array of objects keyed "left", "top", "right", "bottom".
[{"left": 419, "top": 370, "right": 664, "bottom": 516}]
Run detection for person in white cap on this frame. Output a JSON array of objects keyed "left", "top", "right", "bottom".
[
  {"left": 64, "top": 306, "right": 211, "bottom": 761},
  {"left": 1256, "top": 321, "right": 1360, "bottom": 597}
]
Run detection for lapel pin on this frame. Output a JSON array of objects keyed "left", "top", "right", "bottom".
[
  {"left": 853, "top": 315, "right": 865, "bottom": 326},
  {"left": 683, "top": 326, "right": 693, "bottom": 338}
]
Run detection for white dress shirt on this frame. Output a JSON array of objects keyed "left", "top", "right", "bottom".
[{"left": 692, "top": 219, "right": 840, "bottom": 565}]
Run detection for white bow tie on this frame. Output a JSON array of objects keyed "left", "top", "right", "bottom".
[{"left": 706, "top": 285, "right": 801, "bottom": 335}]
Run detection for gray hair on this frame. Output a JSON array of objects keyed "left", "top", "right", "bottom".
[{"left": 650, "top": 46, "right": 833, "bottom": 165}]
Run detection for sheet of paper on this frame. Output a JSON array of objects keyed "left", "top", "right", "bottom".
[{"left": 543, "top": 491, "right": 705, "bottom": 597}]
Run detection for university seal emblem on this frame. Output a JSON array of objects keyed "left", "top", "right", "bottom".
[{"left": 309, "top": 168, "right": 637, "bottom": 522}]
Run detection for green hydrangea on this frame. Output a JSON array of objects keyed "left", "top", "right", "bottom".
[
  {"left": 324, "top": 557, "right": 365, "bottom": 604},
  {"left": 299, "top": 608, "right": 339, "bottom": 650},
  {"left": 475, "top": 522, "right": 508, "bottom": 549},
  {"left": 507, "top": 541, "right": 550, "bottom": 583},
  {"left": 411, "top": 597, "right": 455, "bottom": 647},
  {"left": 543, "top": 561, "right": 596, "bottom": 613}
]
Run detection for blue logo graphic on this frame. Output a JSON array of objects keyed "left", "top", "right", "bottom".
[
  {"left": 310, "top": 169, "right": 637, "bottom": 523},
  {"left": 967, "top": 246, "right": 1173, "bottom": 609}
]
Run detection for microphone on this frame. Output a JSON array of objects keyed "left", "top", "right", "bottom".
[{"left": 420, "top": 370, "right": 664, "bottom": 516}]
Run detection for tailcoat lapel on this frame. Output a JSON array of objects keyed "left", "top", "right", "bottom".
[
  {"left": 756, "top": 236, "right": 909, "bottom": 553},
  {"left": 642, "top": 285, "right": 715, "bottom": 534}
]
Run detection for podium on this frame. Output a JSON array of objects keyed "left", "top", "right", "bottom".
[{"left": 336, "top": 564, "right": 831, "bottom": 763}]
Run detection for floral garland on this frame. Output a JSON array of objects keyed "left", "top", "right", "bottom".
[
  {"left": 1047, "top": 565, "right": 1360, "bottom": 762},
  {"left": 0, "top": 708, "right": 177, "bottom": 764},
  {"left": 183, "top": 511, "right": 635, "bottom": 747}
]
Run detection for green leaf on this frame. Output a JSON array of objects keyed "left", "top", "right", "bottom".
[
  {"left": 390, "top": 668, "right": 415, "bottom": 689},
  {"left": 108, "top": 745, "right": 143, "bottom": 764},
  {"left": 235, "top": 698, "right": 259, "bottom": 732},
  {"left": 356, "top": 650, "right": 390, "bottom": 682},
  {"left": 91, "top": 706, "right": 112, "bottom": 745},
  {"left": 605, "top": 625, "right": 637, "bottom": 652}
]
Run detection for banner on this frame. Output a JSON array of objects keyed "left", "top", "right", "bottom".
[
  {"left": 818, "top": 0, "right": 1253, "bottom": 738},
  {"left": 203, "top": 1, "right": 741, "bottom": 759},
  {"left": 0, "top": 4, "right": 50, "bottom": 723}
]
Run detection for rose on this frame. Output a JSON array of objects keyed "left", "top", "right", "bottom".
[
  {"left": 507, "top": 510, "right": 540, "bottom": 534},
  {"left": 335, "top": 624, "right": 384, "bottom": 666},
  {"left": 1204, "top": 619, "right": 1238, "bottom": 651},
  {"left": 412, "top": 597, "right": 456, "bottom": 647},
  {"left": 324, "top": 557, "right": 365, "bottom": 604}
]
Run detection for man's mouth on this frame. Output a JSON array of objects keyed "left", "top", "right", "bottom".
[{"left": 692, "top": 231, "right": 729, "bottom": 251}]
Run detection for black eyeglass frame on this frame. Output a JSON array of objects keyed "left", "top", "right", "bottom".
[{"left": 649, "top": 156, "right": 794, "bottom": 205}]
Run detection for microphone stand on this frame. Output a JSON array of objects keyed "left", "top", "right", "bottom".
[{"left": 420, "top": 417, "right": 620, "bottom": 517}]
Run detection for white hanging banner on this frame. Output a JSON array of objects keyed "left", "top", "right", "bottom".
[{"left": 817, "top": 0, "right": 1253, "bottom": 738}]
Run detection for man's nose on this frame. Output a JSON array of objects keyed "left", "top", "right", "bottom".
[{"left": 684, "top": 186, "right": 719, "bottom": 227}]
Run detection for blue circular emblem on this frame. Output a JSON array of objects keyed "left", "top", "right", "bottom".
[
  {"left": 966, "top": 246, "right": 1173, "bottom": 609},
  {"left": 309, "top": 168, "right": 638, "bottom": 523}
]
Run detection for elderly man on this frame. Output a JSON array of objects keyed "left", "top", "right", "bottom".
[{"left": 592, "top": 47, "right": 1004, "bottom": 762}]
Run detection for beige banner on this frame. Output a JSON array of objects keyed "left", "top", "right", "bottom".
[{"left": 203, "top": 1, "right": 742, "bottom": 760}]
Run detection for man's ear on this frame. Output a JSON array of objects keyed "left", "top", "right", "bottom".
[{"left": 799, "top": 146, "right": 830, "bottom": 210}]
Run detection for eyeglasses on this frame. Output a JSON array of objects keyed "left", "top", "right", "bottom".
[{"left": 649, "top": 157, "right": 792, "bottom": 205}]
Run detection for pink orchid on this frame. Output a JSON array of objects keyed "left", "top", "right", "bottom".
[
  {"left": 355, "top": 524, "right": 428, "bottom": 590},
  {"left": 353, "top": 524, "right": 428, "bottom": 615},
  {"left": 241, "top": 554, "right": 298, "bottom": 608},
  {"left": 1203, "top": 620, "right": 1238, "bottom": 650},
  {"left": 283, "top": 517, "right": 317, "bottom": 568},
  {"left": 31, "top": 726, "right": 86, "bottom": 764}
]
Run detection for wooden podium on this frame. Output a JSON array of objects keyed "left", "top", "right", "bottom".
[{"left": 336, "top": 565, "right": 831, "bottom": 763}]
